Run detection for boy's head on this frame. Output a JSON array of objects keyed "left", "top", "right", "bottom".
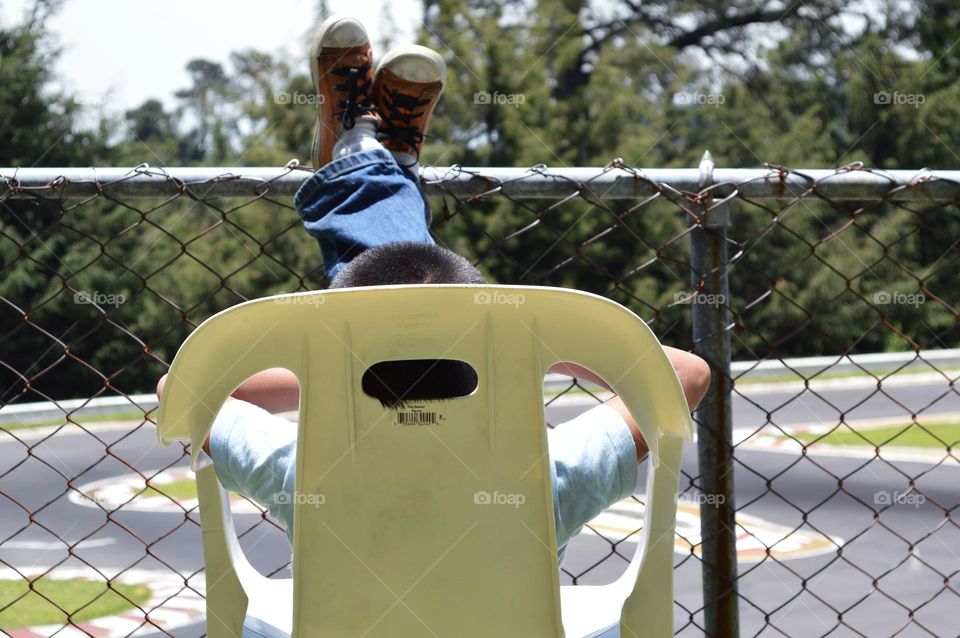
[
  {"left": 329, "top": 242, "right": 486, "bottom": 408},
  {"left": 329, "top": 241, "right": 486, "bottom": 289}
]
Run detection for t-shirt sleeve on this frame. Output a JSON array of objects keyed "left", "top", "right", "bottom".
[
  {"left": 548, "top": 402, "right": 639, "bottom": 560},
  {"left": 208, "top": 399, "right": 298, "bottom": 537}
]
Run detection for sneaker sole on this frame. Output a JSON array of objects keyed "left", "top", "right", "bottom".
[{"left": 309, "top": 15, "right": 370, "bottom": 168}]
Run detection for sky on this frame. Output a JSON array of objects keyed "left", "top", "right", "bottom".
[{"left": 0, "top": 0, "right": 419, "bottom": 113}]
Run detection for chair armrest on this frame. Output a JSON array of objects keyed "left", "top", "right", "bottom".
[
  {"left": 619, "top": 434, "right": 684, "bottom": 636},
  {"left": 196, "top": 463, "right": 292, "bottom": 637}
]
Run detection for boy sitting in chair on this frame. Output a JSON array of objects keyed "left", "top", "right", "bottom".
[{"left": 155, "top": 15, "right": 711, "bottom": 564}]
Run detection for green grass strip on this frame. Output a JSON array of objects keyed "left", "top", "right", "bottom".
[
  {"left": 791, "top": 422, "right": 960, "bottom": 449},
  {"left": 0, "top": 578, "right": 151, "bottom": 628},
  {"left": 143, "top": 478, "right": 198, "bottom": 501}
]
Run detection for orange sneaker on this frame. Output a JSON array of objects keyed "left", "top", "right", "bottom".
[
  {"left": 371, "top": 45, "right": 446, "bottom": 167},
  {"left": 309, "top": 15, "right": 377, "bottom": 168}
]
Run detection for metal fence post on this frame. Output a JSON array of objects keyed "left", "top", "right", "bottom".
[{"left": 690, "top": 150, "right": 739, "bottom": 637}]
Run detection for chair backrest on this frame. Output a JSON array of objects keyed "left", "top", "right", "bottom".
[{"left": 157, "top": 284, "right": 693, "bottom": 637}]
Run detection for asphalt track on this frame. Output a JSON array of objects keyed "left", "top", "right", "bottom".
[{"left": 1, "top": 376, "right": 957, "bottom": 637}]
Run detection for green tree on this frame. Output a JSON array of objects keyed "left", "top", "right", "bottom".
[
  {"left": 5, "top": 0, "right": 960, "bottom": 404},
  {"left": 0, "top": 4, "right": 114, "bottom": 404}
]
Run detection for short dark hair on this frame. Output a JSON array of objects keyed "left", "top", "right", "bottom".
[
  {"left": 329, "top": 241, "right": 486, "bottom": 289},
  {"left": 329, "top": 242, "right": 486, "bottom": 408}
]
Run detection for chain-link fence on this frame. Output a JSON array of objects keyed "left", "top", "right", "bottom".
[{"left": 1, "top": 159, "right": 958, "bottom": 637}]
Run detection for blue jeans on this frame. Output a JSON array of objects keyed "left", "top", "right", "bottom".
[{"left": 294, "top": 148, "right": 434, "bottom": 281}]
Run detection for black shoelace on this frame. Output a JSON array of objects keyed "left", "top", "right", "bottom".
[
  {"left": 332, "top": 64, "right": 375, "bottom": 130},
  {"left": 378, "top": 87, "right": 432, "bottom": 158}
]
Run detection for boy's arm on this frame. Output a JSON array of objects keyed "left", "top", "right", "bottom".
[
  {"left": 156, "top": 349, "right": 711, "bottom": 461},
  {"left": 224, "top": 368, "right": 301, "bottom": 413},
  {"left": 155, "top": 367, "right": 300, "bottom": 455},
  {"left": 548, "top": 346, "right": 712, "bottom": 461}
]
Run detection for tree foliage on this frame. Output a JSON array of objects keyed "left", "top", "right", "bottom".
[{"left": 1, "top": 0, "right": 958, "bottom": 400}]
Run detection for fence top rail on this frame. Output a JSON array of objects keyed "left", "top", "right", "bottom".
[{"left": 1, "top": 164, "right": 959, "bottom": 201}]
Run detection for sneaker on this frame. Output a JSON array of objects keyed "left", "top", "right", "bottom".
[
  {"left": 371, "top": 45, "right": 446, "bottom": 166},
  {"left": 309, "top": 15, "right": 377, "bottom": 168}
]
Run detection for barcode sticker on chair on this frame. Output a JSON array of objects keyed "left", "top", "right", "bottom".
[{"left": 396, "top": 411, "right": 441, "bottom": 426}]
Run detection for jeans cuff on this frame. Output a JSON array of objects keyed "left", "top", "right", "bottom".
[{"left": 294, "top": 148, "right": 400, "bottom": 212}]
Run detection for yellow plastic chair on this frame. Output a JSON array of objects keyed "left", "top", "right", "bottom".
[{"left": 156, "top": 284, "right": 693, "bottom": 637}]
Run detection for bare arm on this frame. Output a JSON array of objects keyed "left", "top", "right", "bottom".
[
  {"left": 222, "top": 368, "right": 300, "bottom": 413},
  {"left": 155, "top": 367, "right": 300, "bottom": 455},
  {"left": 156, "top": 349, "right": 711, "bottom": 462},
  {"left": 549, "top": 346, "right": 711, "bottom": 409},
  {"left": 548, "top": 346, "right": 712, "bottom": 461}
]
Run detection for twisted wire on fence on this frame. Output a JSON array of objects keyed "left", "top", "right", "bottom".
[{"left": 0, "top": 160, "right": 958, "bottom": 637}]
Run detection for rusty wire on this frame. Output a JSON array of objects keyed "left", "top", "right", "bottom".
[{"left": 0, "top": 162, "right": 958, "bottom": 637}]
